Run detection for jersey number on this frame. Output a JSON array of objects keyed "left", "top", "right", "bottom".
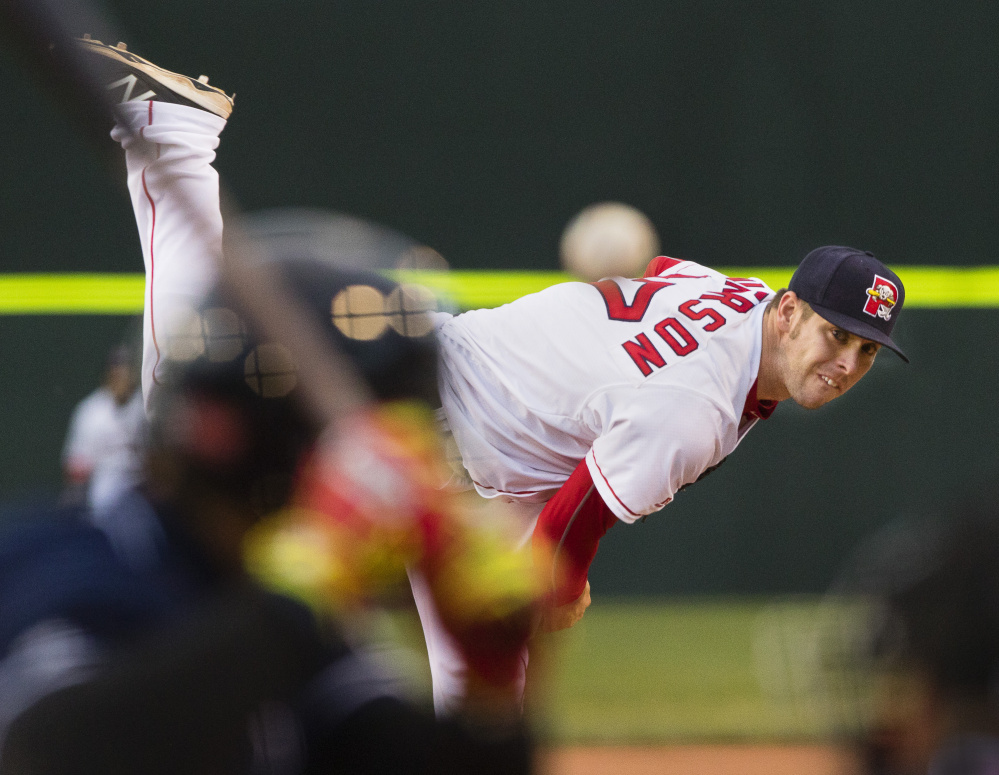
[{"left": 592, "top": 279, "right": 673, "bottom": 322}]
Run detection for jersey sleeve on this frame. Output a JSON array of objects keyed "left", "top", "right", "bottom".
[
  {"left": 643, "top": 255, "right": 687, "bottom": 277},
  {"left": 530, "top": 459, "right": 617, "bottom": 606},
  {"left": 584, "top": 386, "right": 736, "bottom": 522}
]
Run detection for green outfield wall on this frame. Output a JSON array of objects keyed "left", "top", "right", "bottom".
[
  {"left": 2, "top": 302, "right": 995, "bottom": 596},
  {"left": 1, "top": 0, "right": 997, "bottom": 594}
]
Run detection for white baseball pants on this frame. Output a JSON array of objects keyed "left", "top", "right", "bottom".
[{"left": 111, "top": 100, "right": 225, "bottom": 411}]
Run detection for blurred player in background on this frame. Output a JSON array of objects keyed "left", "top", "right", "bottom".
[
  {"left": 819, "top": 508, "right": 999, "bottom": 775},
  {"left": 71, "top": 38, "right": 909, "bottom": 718},
  {"left": 61, "top": 340, "right": 145, "bottom": 514}
]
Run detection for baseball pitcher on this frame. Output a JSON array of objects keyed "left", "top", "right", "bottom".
[{"left": 75, "top": 38, "right": 908, "bottom": 717}]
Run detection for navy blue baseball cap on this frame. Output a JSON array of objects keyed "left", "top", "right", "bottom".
[{"left": 789, "top": 246, "right": 908, "bottom": 362}]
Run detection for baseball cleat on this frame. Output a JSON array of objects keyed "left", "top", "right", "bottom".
[{"left": 76, "top": 35, "right": 234, "bottom": 119}]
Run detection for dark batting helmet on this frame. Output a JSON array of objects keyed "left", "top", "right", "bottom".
[{"left": 146, "top": 246, "right": 441, "bottom": 515}]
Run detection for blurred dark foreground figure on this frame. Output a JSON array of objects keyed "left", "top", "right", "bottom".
[
  {"left": 831, "top": 508, "right": 999, "bottom": 775},
  {"left": 0, "top": 258, "right": 535, "bottom": 775}
]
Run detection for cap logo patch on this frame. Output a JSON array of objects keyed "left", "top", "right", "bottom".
[{"left": 864, "top": 275, "right": 898, "bottom": 321}]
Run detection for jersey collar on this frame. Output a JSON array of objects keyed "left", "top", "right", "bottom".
[{"left": 742, "top": 378, "right": 778, "bottom": 421}]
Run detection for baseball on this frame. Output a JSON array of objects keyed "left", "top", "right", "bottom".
[{"left": 559, "top": 202, "right": 661, "bottom": 281}]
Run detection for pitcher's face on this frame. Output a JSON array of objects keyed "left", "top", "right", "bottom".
[{"left": 777, "top": 306, "right": 880, "bottom": 409}]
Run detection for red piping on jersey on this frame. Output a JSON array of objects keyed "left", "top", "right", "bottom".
[
  {"left": 589, "top": 451, "right": 642, "bottom": 518},
  {"left": 140, "top": 101, "right": 162, "bottom": 385}
]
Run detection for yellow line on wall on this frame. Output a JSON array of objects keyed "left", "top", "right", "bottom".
[
  {"left": 0, "top": 274, "right": 145, "bottom": 314},
  {"left": 0, "top": 267, "right": 997, "bottom": 314}
]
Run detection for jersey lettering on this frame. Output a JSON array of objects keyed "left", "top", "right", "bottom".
[
  {"left": 622, "top": 333, "right": 667, "bottom": 376},
  {"left": 727, "top": 278, "right": 767, "bottom": 288},
  {"left": 678, "top": 299, "right": 726, "bottom": 331},
  {"left": 653, "top": 318, "right": 698, "bottom": 356},
  {"left": 602, "top": 274, "right": 771, "bottom": 377},
  {"left": 700, "top": 282, "right": 756, "bottom": 312},
  {"left": 728, "top": 277, "right": 772, "bottom": 303}
]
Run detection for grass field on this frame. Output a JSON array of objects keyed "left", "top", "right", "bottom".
[
  {"left": 525, "top": 596, "right": 843, "bottom": 745},
  {"left": 387, "top": 595, "right": 846, "bottom": 745}
]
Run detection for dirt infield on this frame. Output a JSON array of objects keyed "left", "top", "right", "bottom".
[{"left": 539, "top": 744, "right": 855, "bottom": 775}]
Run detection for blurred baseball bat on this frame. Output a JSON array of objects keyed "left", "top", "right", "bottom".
[{"left": 1, "top": 0, "right": 375, "bottom": 430}]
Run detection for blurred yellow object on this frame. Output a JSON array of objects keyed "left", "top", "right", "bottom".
[
  {"left": 244, "top": 510, "right": 417, "bottom": 614},
  {"left": 244, "top": 515, "right": 340, "bottom": 613},
  {"left": 429, "top": 513, "right": 542, "bottom": 624}
]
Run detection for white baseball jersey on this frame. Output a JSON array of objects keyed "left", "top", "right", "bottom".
[{"left": 436, "top": 258, "right": 775, "bottom": 522}]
